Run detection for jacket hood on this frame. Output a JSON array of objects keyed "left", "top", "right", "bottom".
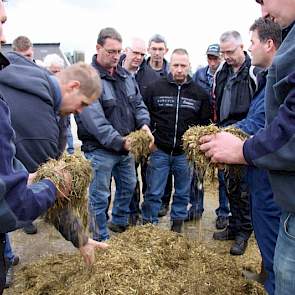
[{"left": 0, "top": 52, "right": 56, "bottom": 108}]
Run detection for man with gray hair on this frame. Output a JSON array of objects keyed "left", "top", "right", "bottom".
[{"left": 211, "top": 30, "right": 259, "bottom": 255}]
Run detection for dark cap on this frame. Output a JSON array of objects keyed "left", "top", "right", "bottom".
[{"left": 206, "top": 44, "right": 220, "bottom": 57}]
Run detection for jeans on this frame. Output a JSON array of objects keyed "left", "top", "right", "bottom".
[
  {"left": 274, "top": 212, "right": 295, "bottom": 295},
  {"left": 248, "top": 167, "right": 281, "bottom": 295},
  {"left": 142, "top": 149, "right": 191, "bottom": 223},
  {"left": 66, "top": 125, "right": 74, "bottom": 154},
  {"left": 0, "top": 233, "right": 5, "bottom": 294},
  {"left": 4, "top": 234, "right": 14, "bottom": 265},
  {"left": 85, "top": 149, "right": 136, "bottom": 241},
  {"left": 189, "top": 170, "right": 229, "bottom": 217}
]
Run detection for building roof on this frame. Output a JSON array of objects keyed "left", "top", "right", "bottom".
[{"left": 1, "top": 42, "right": 70, "bottom": 66}]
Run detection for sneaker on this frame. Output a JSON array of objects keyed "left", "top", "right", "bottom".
[
  {"left": 216, "top": 216, "right": 228, "bottom": 230},
  {"left": 4, "top": 265, "right": 14, "bottom": 288},
  {"left": 213, "top": 228, "right": 235, "bottom": 241},
  {"left": 171, "top": 220, "right": 184, "bottom": 233},
  {"left": 230, "top": 237, "right": 248, "bottom": 255},
  {"left": 184, "top": 210, "right": 202, "bottom": 222},
  {"left": 108, "top": 222, "right": 128, "bottom": 233},
  {"left": 158, "top": 204, "right": 169, "bottom": 217},
  {"left": 23, "top": 222, "right": 37, "bottom": 235}
]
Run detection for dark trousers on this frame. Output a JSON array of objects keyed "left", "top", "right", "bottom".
[
  {"left": 226, "top": 166, "right": 253, "bottom": 240},
  {"left": 0, "top": 233, "right": 6, "bottom": 295}
]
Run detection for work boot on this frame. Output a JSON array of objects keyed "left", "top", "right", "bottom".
[
  {"left": 242, "top": 261, "right": 267, "bottom": 284},
  {"left": 158, "top": 204, "right": 169, "bottom": 217},
  {"left": 23, "top": 222, "right": 37, "bottom": 235},
  {"left": 12, "top": 256, "right": 19, "bottom": 266},
  {"left": 108, "top": 222, "right": 128, "bottom": 233},
  {"left": 215, "top": 216, "right": 228, "bottom": 230},
  {"left": 4, "top": 264, "right": 14, "bottom": 288},
  {"left": 171, "top": 220, "right": 184, "bottom": 233},
  {"left": 230, "top": 237, "right": 248, "bottom": 255},
  {"left": 213, "top": 228, "right": 235, "bottom": 241}
]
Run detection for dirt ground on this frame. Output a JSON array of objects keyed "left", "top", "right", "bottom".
[{"left": 4, "top": 181, "right": 263, "bottom": 295}]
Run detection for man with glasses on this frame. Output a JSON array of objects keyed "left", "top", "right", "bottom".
[
  {"left": 212, "top": 31, "right": 259, "bottom": 255},
  {"left": 75, "top": 27, "right": 153, "bottom": 241}
]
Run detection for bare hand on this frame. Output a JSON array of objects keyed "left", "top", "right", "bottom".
[
  {"left": 56, "top": 170, "right": 72, "bottom": 200},
  {"left": 199, "top": 132, "right": 247, "bottom": 165},
  {"left": 79, "top": 238, "right": 109, "bottom": 265},
  {"left": 141, "top": 124, "right": 155, "bottom": 150},
  {"left": 28, "top": 172, "right": 37, "bottom": 185},
  {"left": 123, "top": 137, "right": 132, "bottom": 151}
]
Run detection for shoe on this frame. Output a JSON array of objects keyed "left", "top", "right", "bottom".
[
  {"left": 216, "top": 216, "right": 228, "bottom": 230},
  {"left": 23, "top": 222, "right": 37, "bottom": 234},
  {"left": 12, "top": 255, "right": 19, "bottom": 266},
  {"left": 108, "top": 222, "right": 128, "bottom": 233},
  {"left": 230, "top": 237, "right": 248, "bottom": 255},
  {"left": 171, "top": 220, "right": 184, "bottom": 233},
  {"left": 242, "top": 269, "right": 267, "bottom": 284},
  {"left": 4, "top": 265, "right": 14, "bottom": 288},
  {"left": 213, "top": 228, "right": 235, "bottom": 241},
  {"left": 128, "top": 214, "right": 139, "bottom": 226},
  {"left": 158, "top": 204, "right": 169, "bottom": 217},
  {"left": 184, "top": 210, "right": 202, "bottom": 222}
]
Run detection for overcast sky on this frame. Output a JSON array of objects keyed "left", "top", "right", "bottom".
[{"left": 4, "top": 0, "right": 261, "bottom": 69}]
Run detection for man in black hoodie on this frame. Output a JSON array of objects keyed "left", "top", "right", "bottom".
[{"left": 141, "top": 48, "right": 210, "bottom": 233}]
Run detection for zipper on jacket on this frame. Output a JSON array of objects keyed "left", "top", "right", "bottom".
[{"left": 172, "top": 85, "right": 181, "bottom": 151}]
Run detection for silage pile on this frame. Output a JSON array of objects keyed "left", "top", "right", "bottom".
[{"left": 13, "top": 226, "right": 265, "bottom": 295}]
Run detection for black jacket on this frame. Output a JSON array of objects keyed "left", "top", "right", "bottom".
[
  {"left": 214, "top": 52, "right": 258, "bottom": 126},
  {"left": 144, "top": 73, "right": 210, "bottom": 155}
]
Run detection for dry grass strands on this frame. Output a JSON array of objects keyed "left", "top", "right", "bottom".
[
  {"left": 127, "top": 130, "right": 152, "bottom": 162},
  {"left": 12, "top": 226, "right": 265, "bottom": 295},
  {"left": 34, "top": 152, "right": 92, "bottom": 228},
  {"left": 183, "top": 125, "right": 250, "bottom": 185}
]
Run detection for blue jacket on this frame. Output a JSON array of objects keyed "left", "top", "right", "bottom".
[
  {"left": 192, "top": 66, "right": 212, "bottom": 101},
  {"left": 0, "top": 52, "right": 61, "bottom": 173},
  {"left": 76, "top": 55, "right": 150, "bottom": 154},
  {"left": 235, "top": 71, "right": 267, "bottom": 135},
  {"left": 243, "top": 22, "right": 295, "bottom": 212},
  {"left": 0, "top": 94, "right": 56, "bottom": 233}
]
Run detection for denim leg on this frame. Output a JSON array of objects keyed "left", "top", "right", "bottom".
[
  {"left": 4, "top": 234, "right": 14, "bottom": 264},
  {"left": 161, "top": 173, "right": 173, "bottom": 206},
  {"left": 66, "top": 125, "right": 74, "bottom": 154},
  {"left": 112, "top": 155, "right": 136, "bottom": 226},
  {"left": 274, "top": 212, "right": 295, "bottom": 295},
  {"left": 170, "top": 154, "right": 191, "bottom": 221},
  {"left": 215, "top": 170, "right": 230, "bottom": 217},
  {"left": 0, "top": 234, "right": 6, "bottom": 294},
  {"left": 190, "top": 170, "right": 204, "bottom": 214},
  {"left": 142, "top": 149, "right": 170, "bottom": 223},
  {"left": 129, "top": 162, "right": 141, "bottom": 215},
  {"left": 85, "top": 150, "right": 116, "bottom": 241},
  {"left": 248, "top": 167, "right": 281, "bottom": 295}
]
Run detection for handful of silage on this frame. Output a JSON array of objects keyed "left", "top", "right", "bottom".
[
  {"left": 127, "top": 130, "right": 152, "bottom": 162},
  {"left": 34, "top": 152, "right": 92, "bottom": 228},
  {"left": 182, "top": 125, "right": 249, "bottom": 183}
]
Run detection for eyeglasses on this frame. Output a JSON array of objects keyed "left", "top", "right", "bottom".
[
  {"left": 103, "top": 47, "right": 122, "bottom": 56},
  {"left": 255, "top": 0, "right": 263, "bottom": 4},
  {"left": 220, "top": 46, "right": 240, "bottom": 56}
]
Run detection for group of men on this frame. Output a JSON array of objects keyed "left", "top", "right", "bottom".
[{"left": 1, "top": 0, "right": 295, "bottom": 295}]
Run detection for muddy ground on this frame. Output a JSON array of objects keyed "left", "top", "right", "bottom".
[{"left": 4, "top": 181, "right": 262, "bottom": 294}]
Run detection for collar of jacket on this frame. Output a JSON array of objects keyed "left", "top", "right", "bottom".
[
  {"left": 282, "top": 21, "right": 295, "bottom": 40},
  {"left": 91, "top": 54, "right": 128, "bottom": 80},
  {"left": 166, "top": 72, "right": 192, "bottom": 86},
  {"left": 0, "top": 52, "right": 10, "bottom": 70}
]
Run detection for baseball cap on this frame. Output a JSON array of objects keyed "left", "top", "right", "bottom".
[{"left": 206, "top": 44, "right": 220, "bottom": 57}]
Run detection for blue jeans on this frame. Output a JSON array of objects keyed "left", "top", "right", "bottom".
[
  {"left": 274, "top": 212, "right": 295, "bottom": 295},
  {"left": 248, "top": 167, "right": 281, "bottom": 295},
  {"left": 189, "top": 170, "right": 229, "bottom": 217},
  {"left": 85, "top": 149, "right": 136, "bottom": 241},
  {"left": 142, "top": 149, "right": 191, "bottom": 224},
  {"left": 4, "top": 234, "right": 14, "bottom": 264},
  {"left": 66, "top": 125, "right": 74, "bottom": 154}
]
